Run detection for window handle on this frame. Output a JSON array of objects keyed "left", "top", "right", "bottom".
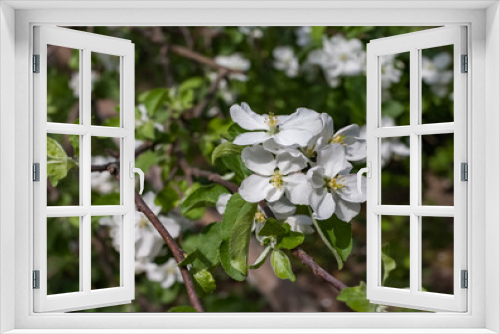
[
  {"left": 130, "top": 162, "right": 144, "bottom": 195},
  {"left": 357, "top": 162, "right": 371, "bottom": 194}
]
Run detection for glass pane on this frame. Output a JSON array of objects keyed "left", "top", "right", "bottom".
[
  {"left": 47, "top": 45, "right": 80, "bottom": 124},
  {"left": 47, "top": 216, "right": 80, "bottom": 294},
  {"left": 421, "top": 216, "right": 454, "bottom": 294},
  {"left": 47, "top": 133, "right": 80, "bottom": 206},
  {"left": 380, "top": 52, "right": 410, "bottom": 126},
  {"left": 91, "top": 137, "right": 121, "bottom": 205},
  {"left": 381, "top": 215, "right": 410, "bottom": 289},
  {"left": 421, "top": 133, "right": 454, "bottom": 206},
  {"left": 91, "top": 52, "right": 120, "bottom": 127},
  {"left": 381, "top": 136, "right": 410, "bottom": 205},
  {"left": 91, "top": 216, "right": 121, "bottom": 290},
  {"left": 421, "top": 45, "right": 454, "bottom": 124}
]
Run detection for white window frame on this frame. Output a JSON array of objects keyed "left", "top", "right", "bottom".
[{"left": 0, "top": 1, "right": 499, "bottom": 333}]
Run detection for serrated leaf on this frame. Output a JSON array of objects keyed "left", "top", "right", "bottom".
[
  {"left": 180, "top": 184, "right": 229, "bottom": 216},
  {"left": 381, "top": 250, "right": 396, "bottom": 284},
  {"left": 47, "top": 137, "right": 67, "bottom": 159},
  {"left": 249, "top": 245, "right": 271, "bottom": 269},
  {"left": 139, "top": 88, "right": 168, "bottom": 116},
  {"left": 276, "top": 230, "right": 305, "bottom": 250},
  {"left": 271, "top": 249, "right": 295, "bottom": 282},
  {"left": 229, "top": 200, "right": 257, "bottom": 275},
  {"left": 212, "top": 142, "right": 244, "bottom": 164},
  {"left": 181, "top": 223, "right": 222, "bottom": 270},
  {"left": 193, "top": 269, "right": 216, "bottom": 294},
  {"left": 155, "top": 183, "right": 180, "bottom": 213},
  {"left": 337, "top": 281, "right": 377, "bottom": 312},
  {"left": 219, "top": 240, "right": 246, "bottom": 281},
  {"left": 311, "top": 212, "right": 352, "bottom": 270},
  {"left": 258, "top": 218, "right": 286, "bottom": 237},
  {"left": 168, "top": 306, "right": 198, "bottom": 312}
]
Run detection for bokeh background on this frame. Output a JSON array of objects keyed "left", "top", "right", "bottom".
[{"left": 45, "top": 26, "right": 454, "bottom": 312}]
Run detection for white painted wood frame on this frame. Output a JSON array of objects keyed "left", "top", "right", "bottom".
[
  {"left": 366, "top": 26, "right": 467, "bottom": 312},
  {"left": 32, "top": 26, "right": 135, "bottom": 313}
]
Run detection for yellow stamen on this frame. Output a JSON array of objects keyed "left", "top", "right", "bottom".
[
  {"left": 305, "top": 145, "right": 316, "bottom": 158},
  {"left": 327, "top": 175, "right": 346, "bottom": 193},
  {"left": 270, "top": 170, "right": 284, "bottom": 189},
  {"left": 329, "top": 135, "right": 345, "bottom": 145},
  {"left": 254, "top": 211, "right": 266, "bottom": 223},
  {"left": 138, "top": 218, "right": 149, "bottom": 228},
  {"left": 265, "top": 113, "right": 279, "bottom": 133},
  {"left": 340, "top": 54, "right": 348, "bottom": 61}
]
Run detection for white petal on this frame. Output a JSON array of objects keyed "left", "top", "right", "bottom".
[
  {"left": 239, "top": 174, "right": 273, "bottom": 203},
  {"left": 266, "top": 186, "right": 285, "bottom": 202},
  {"left": 273, "top": 129, "right": 314, "bottom": 147},
  {"left": 233, "top": 132, "right": 271, "bottom": 146},
  {"left": 141, "top": 191, "right": 162, "bottom": 215},
  {"left": 284, "top": 173, "right": 312, "bottom": 205},
  {"left": 136, "top": 229, "right": 163, "bottom": 260},
  {"left": 285, "top": 215, "right": 314, "bottom": 234},
  {"left": 310, "top": 187, "right": 335, "bottom": 220},
  {"left": 216, "top": 193, "right": 232, "bottom": 215},
  {"left": 337, "top": 174, "right": 366, "bottom": 203},
  {"left": 317, "top": 144, "right": 349, "bottom": 178},
  {"left": 268, "top": 197, "right": 296, "bottom": 220},
  {"left": 334, "top": 196, "right": 361, "bottom": 222},
  {"left": 276, "top": 152, "right": 307, "bottom": 175},
  {"left": 280, "top": 108, "right": 323, "bottom": 136},
  {"left": 307, "top": 166, "right": 326, "bottom": 188},
  {"left": 320, "top": 113, "right": 334, "bottom": 139},
  {"left": 345, "top": 139, "right": 367, "bottom": 161},
  {"left": 391, "top": 141, "right": 411, "bottom": 156},
  {"left": 159, "top": 216, "right": 181, "bottom": 239},
  {"left": 241, "top": 145, "right": 276, "bottom": 175},
  {"left": 230, "top": 103, "right": 268, "bottom": 131}
]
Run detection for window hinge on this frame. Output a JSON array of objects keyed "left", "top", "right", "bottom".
[
  {"left": 33, "top": 163, "right": 40, "bottom": 182},
  {"left": 461, "top": 162, "right": 468, "bottom": 181},
  {"left": 461, "top": 54, "right": 468, "bottom": 73},
  {"left": 33, "top": 270, "right": 40, "bottom": 289},
  {"left": 33, "top": 54, "right": 40, "bottom": 73},
  {"left": 461, "top": 270, "right": 468, "bottom": 289}
]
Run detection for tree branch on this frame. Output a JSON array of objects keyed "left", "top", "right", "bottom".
[{"left": 169, "top": 45, "right": 244, "bottom": 75}]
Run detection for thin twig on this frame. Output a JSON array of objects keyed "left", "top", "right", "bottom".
[
  {"left": 170, "top": 45, "right": 244, "bottom": 75},
  {"left": 190, "top": 167, "right": 239, "bottom": 193},
  {"left": 291, "top": 248, "right": 347, "bottom": 292},
  {"left": 188, "top": 69, "right": 229, "bottom": 119}
]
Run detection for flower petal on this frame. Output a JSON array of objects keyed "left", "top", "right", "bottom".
[
  {"left": 317, "top": 144, "right": 350, "bottom": 178},
  {"left": 337, "top": 174, "right": 366, "bottom": 203},
  {"left": 230, "top": 103, "right": 268, "bottom": 131},
  {"left": 266, "top": 186, "right": 285, "bottom": 202},
  {"left": 159, "top": 215, "right": 181, "bottom": 239},
  {"left": 307, "top": 166, "right": 326, "bottom": 188},
  {"left": 284, "top": 173, "right": 312, "bottom": 205},
  {"left": 285, "top": 215, "right": 314, "bottom": 234},
  {"left": 239, "top": 174, "right": 273, "bottom": 203},
  {"left": 334, "top": 196, "right": 361, "bottom": 222},
  {"left": 273, "top": 129, "right": 314, "bottom": 147},
  {"left": 310, "top": 187, "right": 335, "bottom": 220},
  {"left": 276, "top": 152, "right": 307, "bottom": 175},
  {"left": 268, "top": 197, "right": 296, "bottom": 220},
  {"left": 241, "top": 145, "right": 276, "bottom": 175},
  {"left": 216, "top": 193, "right": 232, "bottom": 215},
  {"left": 234, "top": 132, "right": 271, "bottom": 146},
  {"left": 345, "top": 138, "right": 367, "bottom": 161},
  {"left": 280, "top": 108, "right": 323, "bottom": 136}
]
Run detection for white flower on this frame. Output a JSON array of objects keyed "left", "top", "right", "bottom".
[
  {"left": 91, "top": 156, "right": 118, "bottom": 194},
  {"left": 360, "top": 117, "right": 410, "bottom": 167},
  {"left": 421, "top": 52, "right": 453, "bottom": 97},
  {"left": 380, "top": 54, "right": 403, "bottom": 89},
  {"left": 215, "top": 53, "right": 250, "bottom": 82},
  {"left": 310, "top": 113, "right": 366, "bottom": 161},
  {"left": 207, "top": 72, "right": 235, "bottom": 104},
  {"left": 296, "top": 26, "right": 312, "bottom": 47},
  {"left": 273, "top": 46, "right": 299, "bottom": 78},
  {"left": 306, "top": 35, "right": 366, "bottom": 87},
  {"left": 145, "top": 258, "right": 183, "bottom": 288},
  {"left": 69, "top": 71, "right": 99, "bottom": 97},
  {"left": 230, "top": 103, "right": 323, "bottom": 147},
  {"left": 238, "top": 26, "right": 264, "bottom": 39},
  {"left": 268, "top": 196, "right": 297, "bottom": 220},
  {"left": 238, "top": 145, "right": 311, "bottom": 205},
  {"left": 136, "top": 104, "right": 164, "bottom": 132},
  {"left": 285, "top": 215, "right": 314, "bottom": 234},
  {"left": 308, "top": 144, "right": 366, "bottom": 221}
]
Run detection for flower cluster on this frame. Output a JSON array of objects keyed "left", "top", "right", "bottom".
[{"left": 228, "top": 102, "right": 367, "bottom": 226}]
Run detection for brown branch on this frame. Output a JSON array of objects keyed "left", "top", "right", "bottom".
[
  {"left": 291, "top": 248, "right": 347, "bottom": 292},
  {"left": 187, "top": 69, "right": 229, "bottom": 119},
  {"left": 170, "top": 45, "right": 244, "bottom": 75},
  {"left": 190, "top": 167, "right": 239, "bottom": 193}
]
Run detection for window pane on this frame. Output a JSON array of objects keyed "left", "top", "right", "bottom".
[
  {"left": 381, "top": 136, "right": 410, "bottom": 205},
  {"left": 421, "top": 133, "right": 454, "bottom": 206},
  {"left": 381, "top": 215, "right": 410, "bottom": 289},
  {"left": 421, "top": 216, "right": 454, "bottom": 294},
  {"left": 91, "top": 216, "right": 121, "bottom": 290},
  {"left": 380, "top": 52, "right": 410, "bottom": 126},
  {"left": 47, "top": 216, "right": 80, "bottom": 294},
  {"left": 421, "top": 45, "right": 454, "bottom": 124},
  {"left": 91, "top": 52, "right": 120, "bottom": 127},
  {"left": 47, "top": 45, "right": 80, "bottom": 124},
  {"left": 91, "top": 137, "right": 121, "bottom": 205},
  {"left": 47, "top": 134, "right": 80, "bottom": 206}
]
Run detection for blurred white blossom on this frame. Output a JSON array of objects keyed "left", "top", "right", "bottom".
[
  {"left": 91, "top": 156, "right": 117, "bottom": 194},
  {"left": 421, "top": 52, "right": 453, "bottom": 98},
  {"left": 69, "top": 71, "right": 99, "bottom": 97},
  {"left": 238, "top": 26, "right": 264, "bottom": 39},
  {"left": 380, "top": 54, "right": 404, "bottom": 89},
  {"left": 207, "top": 72, "right": 235, "bottom": 104},
  {"left": 136, "top": 104, "right": 164, "bottom": 132},
  {"left": 215, "top": 54, "right": 250, "bottom": 82},
  {"left": 273, "top": 46, "right": 299, "bottom": 78},
  {"left": 145, "top": 258, "right": 183, "bottom": 289},
  {"left": 295, "top": 26, "right": 312, "bottom": 47}
]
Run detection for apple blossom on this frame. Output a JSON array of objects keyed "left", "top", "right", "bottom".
[{"left": 273, "top": 46, "right": 299, "bottom": 78}]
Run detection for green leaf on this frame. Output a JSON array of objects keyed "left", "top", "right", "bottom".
[
  {"left": 138, "top": 120, "right": 156, "bottom": 140},
  {"left": 193, "top": 269, "right": 216, "bottom": 294},
  {"left": 258, "top": 218, "right": 286, "bottom": 238},
  {"left": 229, "top": 200, "right": 258, "bottom": 275},
  {"left": 311, "top": 211, "right": 352, "bottom": 270},
  {"left": 219, "top": 240, "right": 246, "bottom": 281},
  {"left": 249, "top": 245, "right": 271, "bottom": 269},
  {"left": 220, "top": 193, "right": 246, "bottom": 240},
  {"left": 47, "top": 136, "right": 67, "bottom": 159},
  {"left": 47, "top": 137, "right": 77, "bottom": 187},
  {"left": 270, "top": 249, "right": 295, "bottom": 282},
  {"left": 212, "top": 142, "right": 244, "bottom": 164},
  {"left": 135, "top": 150, "right": 161, "bottom": 172},
  {"left": 276, "top": 230, "right": 305, "bottom": 250},
  {"left": 223, "top": 123, "right": 246, "bottom": 142},
  {"left": 311, "top": 26, "right": 326, "bottom": 43},
  {"left": 155, "top": 183, "right": 180, "bottom": 213},
  {"left": 181, "top": 223, "right": 222, "bottom": 270},
  {"left": 167, "top": 306, "right": 198, "bottom": 312},
  {"left": 216, "top": 155, "right": 252, "bottom": 182},
  {"left": 180, "top": 184, "right": 230, "bottom": 216},
  {"left": 381, "top": 250, "right": 396, "bottom": 285},
  {"left": 139, "top": 88, "right": 168, "bottom": 116},
  {"left": 68, "top": 135, "right": 80, "bottom": 157},
  {"left": 337, "top": 281, "right": 377, "bottom": 312}
]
